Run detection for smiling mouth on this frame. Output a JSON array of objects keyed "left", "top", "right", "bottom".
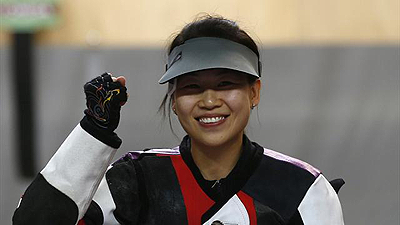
[{"left": 196, "top": 115, "right": 229, "bottom": 124}]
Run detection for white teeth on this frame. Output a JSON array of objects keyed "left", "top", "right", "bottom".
[{"left": 199, "top": 116, "right": 224, "bottom": 124}]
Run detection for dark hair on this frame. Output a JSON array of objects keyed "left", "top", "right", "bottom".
[
  {"left": 158, "top": 14, "right": 260, "bottom": 134},
  {"left": 168, "top": 15, "right": 260, "bottom": 57}
]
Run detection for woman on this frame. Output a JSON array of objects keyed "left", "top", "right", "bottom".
[{"left": 13, "top": 15, "right": 344, "bottom": 225}]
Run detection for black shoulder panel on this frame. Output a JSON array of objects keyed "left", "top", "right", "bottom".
[
  {"left": 287, "top": 210, "right": 304, "bottom": 225},
  {"left": 139, "top": 155, "right": 188, "bottom": 225},
  {"left": 12, "top": 173, "right": 79, "bottom": 225},
  {"left": 242, "top": 154, "right": 316, "bottom": 222},
  {"left": 106, "top": 159, "right": 141, "bottom": 225},
  {"left": 253, "top": 199, "right": 287, "bottom": 225},
  {"left": 81, "top": 201, "right": 104, "bottom": 225}
]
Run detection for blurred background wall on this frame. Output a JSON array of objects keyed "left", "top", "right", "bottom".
[{"left": 1, "top": 0, "right": 399, "bottom": 224}]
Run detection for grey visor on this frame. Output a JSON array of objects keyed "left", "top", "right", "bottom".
[{"left": 158, "top": 37, "right": 261, "bottom": 84}]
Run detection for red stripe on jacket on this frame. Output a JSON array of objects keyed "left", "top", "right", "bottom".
[
  {"left": 170, "top": 155, "right": 214, "bottom": 224},
  {"left": 237, "top": 191, "right": 257, "bottom": 224}
]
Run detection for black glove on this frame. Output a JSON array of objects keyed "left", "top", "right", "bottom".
[{"left": 83, "top": 73, "right": 127, "bottom": 132}]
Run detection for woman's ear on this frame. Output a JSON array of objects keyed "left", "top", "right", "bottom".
[
  {"left": 171, "top": 95, "right": 177, "bottom": 114},
  {"left": 250, "top": 79, "right": 261, "bottom": 106}
]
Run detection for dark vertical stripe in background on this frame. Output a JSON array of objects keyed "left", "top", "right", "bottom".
[{"left": 12, "top": 33, "right": 36, "bottom": 177}]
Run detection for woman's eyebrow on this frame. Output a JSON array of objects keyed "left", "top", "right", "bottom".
[
  {"left": 180, "top": 70, "right": 241, "bottom": 83},
  {"left": 179, "top": 75, "right": 198, "bottom": 82},
  {"left": 177, "top": 76, "right": 198, "bottom": 85}
]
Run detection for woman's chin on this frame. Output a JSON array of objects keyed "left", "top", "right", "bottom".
[{"left": 191, "top": 132, "right": 242, "bottom": 149}]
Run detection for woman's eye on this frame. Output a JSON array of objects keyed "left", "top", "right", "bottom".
[
  {"left": 218, "top": 81, "right": 235, "bottom": 87},
  {"left": 183, "top": 84, "right": 200, "bottom": 89}
]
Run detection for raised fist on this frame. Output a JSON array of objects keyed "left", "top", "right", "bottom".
[{"left": 83, "top": 73, "right": 128, "bottom": 132}]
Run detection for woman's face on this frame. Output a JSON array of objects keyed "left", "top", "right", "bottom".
[{"left": 173, "top": 69, "right": 261, "bottom": 148}]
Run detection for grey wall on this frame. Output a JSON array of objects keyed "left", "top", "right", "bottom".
[{"left": 1, "top": 45, "right": 399, "bottom": 224}]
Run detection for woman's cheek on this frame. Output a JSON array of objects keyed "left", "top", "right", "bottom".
[
  {"left": 223, "top": 89, "right": 251, "bottom": 110},
  {"left": 176, "top": 96, "right": 195, "bottom": 117}
]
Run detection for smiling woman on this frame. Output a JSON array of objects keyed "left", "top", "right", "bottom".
[
  {"left": 173, "top": 70, "right": 260, "bottom": 181},
  {"left": 13, "top": 15, "right": 344, "bottom": 225}
]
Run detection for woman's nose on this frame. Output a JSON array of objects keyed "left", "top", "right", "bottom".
[{"left": 198, "top": 89, "right": 222, "bottom": 109}]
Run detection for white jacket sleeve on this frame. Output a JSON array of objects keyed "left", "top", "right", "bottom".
[
  {"left": 41, "top": 124, "right": 118, "bottom": 221},
  {"left": 91, "top": 167, "right": 120, "bottom": 225},
  {"left": 298, "top": 174, "right": 345, "bottom": 225}
]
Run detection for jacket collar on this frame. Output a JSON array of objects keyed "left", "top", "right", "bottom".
[{"left": 179, "top": 134, "right": 263, "bottom": 201}]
